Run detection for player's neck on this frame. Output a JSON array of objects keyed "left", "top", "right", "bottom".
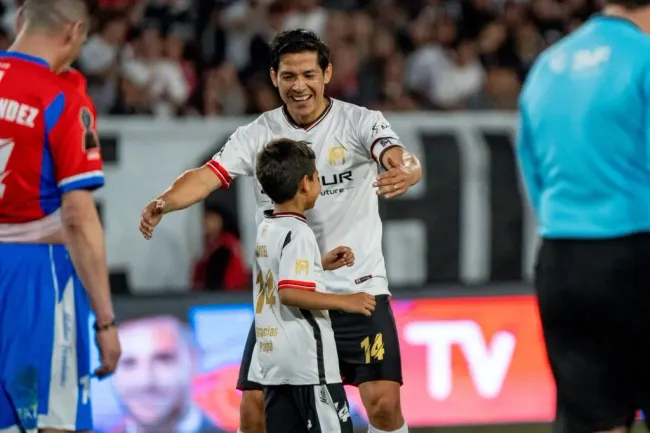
[
  {"left": 285, "top": 97, "right": 330, "bottom": 127},
  {"left": 603, "top": 6, "right": 650, "bottom": 33},
  {"left": 8, "top": 34, "right": 66, "bottom": 72},
  {"left": 273, "top": 203, "right": 306, "bottom": 218}
]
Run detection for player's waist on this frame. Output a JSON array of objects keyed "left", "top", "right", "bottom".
[
  {"left": 322, "top": 270, "right": 390, "bottom": 295},
  {"left": 0, "top": 209, "right": 65, "bottom": 244}
]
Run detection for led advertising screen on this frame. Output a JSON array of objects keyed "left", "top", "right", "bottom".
[{"left": 89, "top": 295, "right": 556, "bottom": 432}]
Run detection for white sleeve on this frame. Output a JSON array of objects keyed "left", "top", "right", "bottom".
[
  {"left": 205, "top": 126, "right": 256, "bottom": 188},
  {"left": 277, "top": 230, "right": 318, "bottom": 291},
  {"left": 357, "top": 110, "right": 405, "bottom": 168}
]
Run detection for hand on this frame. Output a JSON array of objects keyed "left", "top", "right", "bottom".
[
  {"left": 339, "top": 293, "right": 376, "bottom": 317},
  {"left": 94, "top": 327, "right": 121, "bottom": 379},
  {"left": 373, "top": 155, "right": 414, "bottom": 199},
  {"left": 140, "top": 199, "right": 165, "bottom": 240},
  {"left": 322, "top": 246, "right": 355, "bottom": 271}
]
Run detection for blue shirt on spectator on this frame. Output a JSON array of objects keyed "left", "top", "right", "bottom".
[{"left": 517, "top": 15, "right": 650, "bottom": 238}]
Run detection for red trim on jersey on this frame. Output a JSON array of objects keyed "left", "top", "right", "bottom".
[
  {"left": 205, "top": 160, "right": 232, "bottom": 188},
  {"left": 278, "top": 279, "right": 316, "bottom": 291}
]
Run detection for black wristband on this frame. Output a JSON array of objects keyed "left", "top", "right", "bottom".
[{"left": 94, "top": 319, "right": 116, "bottom": 332}]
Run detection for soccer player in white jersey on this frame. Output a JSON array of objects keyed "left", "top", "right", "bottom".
[
  {"left": 140, "top": 29, "right": 421, "bottom": 433},
  {"left": 252, "top": 137, "right": 376, "bottom": 433}
]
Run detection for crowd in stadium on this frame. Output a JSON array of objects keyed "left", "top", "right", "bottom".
[{"left": 0, "top": 0, "right": 603, "bottom": 117}]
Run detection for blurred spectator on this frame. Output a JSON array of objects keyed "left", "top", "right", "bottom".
[
  {"left": 327, "top": 42, "right": 361, "bottom": 103},
  {"left": 283, "top": 0, "right": 329, "bottom": 37},
  {"left": 112, "top": 316, "right": 221, "bottom": 433},
  {"left": 78, "top": 11, "right": 129, "bottom": 113},
  {"left": 192, "top": 203, "right": 250, "bottom": 291},
  {"left": 123, "top": 24, "right": 190, "bottom": 116},
  {"left": 111, "top": 61, "right": 154, "bottom": 114},
  {"left": 201, "top": 63, "right": 247, "bottom": 116},
  {"left": 0, "top": 0, "right": 607, "bottom": 116}
]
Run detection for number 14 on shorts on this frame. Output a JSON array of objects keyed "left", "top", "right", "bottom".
[{"left": 360, "top": 333, "right": 385, "bottom": 363}]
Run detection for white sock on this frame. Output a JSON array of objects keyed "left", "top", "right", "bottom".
[
  {"left": 237, "top": 430, "right": 245, "bottom": 433},
  {"left": 368, "top": 422, "right": 409, "bottom": 433}
]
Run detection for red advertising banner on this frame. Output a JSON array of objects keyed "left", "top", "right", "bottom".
[{"left": 92, "top": 295, "right": 557, "bottom": 432}]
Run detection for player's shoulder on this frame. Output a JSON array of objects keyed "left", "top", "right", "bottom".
[
  {"left": 59, "top": 68, "right": 88, "bottom": 94},
  {"left": 332, "top": 98, "right": 380, "bottom": 121},
  {"left": 331, "top": 98, "right": 389, "bottom": 137},
  {"left": 233, "top": 108, "right": 283, "bottom": 143}
]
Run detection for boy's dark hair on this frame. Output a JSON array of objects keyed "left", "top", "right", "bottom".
[
  {"left": 270, "top": 29, "right": 330, "bottom": 72},
  {"left": 256, "top": 139, "right": 317, "bottom": 205}
]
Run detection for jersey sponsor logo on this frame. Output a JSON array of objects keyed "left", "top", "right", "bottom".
[
  {"left": 572, "top": 46, "right": 611, "bottom": 71},
  {"left": 335, "top": 401, "right": 351, "bottom": 423},
  {"left": 80, "top": 107, "right": 99, "bottom": 152},
  {"left": 0, "top": 99, "right": 39, "bottom": 128},
  {"left": 295, "top": 259, "right": 309, "bottom": 275},
  {"left": 371, "top": 121, "right": 390, "bottom": 135},
  {"left": 320, "top": 170, "right": 353, "bottom": 197},
  {"left": 355, "top": 275, "right": 372, "bottom": 284},
  {"left": 255, "top": 244, "right": 268, "bottom": 258},
  {"left": 328, "top": 145, "right": 345, "bottom": 166}
]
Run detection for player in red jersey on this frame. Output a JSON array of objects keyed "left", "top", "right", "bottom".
[{"left": 0, "top": 0, "right": 121, "bottom": 432}]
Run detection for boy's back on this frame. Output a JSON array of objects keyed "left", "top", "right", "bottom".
[{"left": 250, "top": 211, "right": 340, "bottom": 385}]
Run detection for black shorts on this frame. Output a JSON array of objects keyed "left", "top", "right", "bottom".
[
  {"left": 236, "top": 295, "right": 403, "bottom": 390},
  {"left": 535, "top": 234, "right": 650, "bottom": 433},
  {"left": 264, "top": 383, "right": 353, "bottom": 433}
]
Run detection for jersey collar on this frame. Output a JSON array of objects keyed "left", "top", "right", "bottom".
[
  {"left": 281, "top": 97, "right": 333, "bottom": 132},
  {"left": 0, "top": 51, "right": 49, "bottom": 68},
  {"left": 264, "top": 209, "right": 307, "bottom": 223}
]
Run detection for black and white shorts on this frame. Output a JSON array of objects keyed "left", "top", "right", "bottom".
[
  {"left": 237, "top": 295, "right": 403, "bottom": 391},
  {"left": 263, "top": 383, "right": 353, "bottom": 433}
]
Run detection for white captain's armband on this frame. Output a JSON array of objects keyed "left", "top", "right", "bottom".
[{"left": 369, "top": 137, "right": 403, "bottom": 166}]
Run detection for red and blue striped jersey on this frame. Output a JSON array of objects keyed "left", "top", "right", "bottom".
[{"left": 0, "top": 52, "right": 104, "bottom": 231}]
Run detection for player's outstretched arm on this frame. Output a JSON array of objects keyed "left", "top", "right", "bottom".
[
  {"left": 279, "top": 290, "right": 376, "bottom": 316},
  {"left": 373, "top": 146, "right": 422, "bottom": 199},
  {"left": 140, "top": 165, "right": 222, "bottom": 239}
]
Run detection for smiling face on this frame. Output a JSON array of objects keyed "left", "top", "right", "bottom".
[{"left": 270, "top": 51, "right": 332, "bottom": 125}]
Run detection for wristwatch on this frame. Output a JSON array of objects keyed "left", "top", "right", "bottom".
[{"left": 93, "top": 319, "right": 116, "bottom": 332}]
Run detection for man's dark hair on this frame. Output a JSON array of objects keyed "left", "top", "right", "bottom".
[
  {"left": 606, "top": 0, "right": 650, "bottom": 8},
  {"left": 256, "top": 139, "right": 317, "bottom": 205},
  {"left": 270, "top": 29, "right": 330, "bottom": 71}
]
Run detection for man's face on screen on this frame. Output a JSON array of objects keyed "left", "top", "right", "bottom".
[{"left": 113, "top": 318, "right": 194, "bottom": 427}]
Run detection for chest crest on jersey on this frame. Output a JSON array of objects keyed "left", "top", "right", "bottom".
[{"left": 328, "top": 144, "right": 346, "bottom": 167}]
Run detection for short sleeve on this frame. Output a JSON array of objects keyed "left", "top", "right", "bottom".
[
  {"left": 205, "top": 126, "right": 256, "bottom": 188},
  {"left": 277, "top": 230, "right": 318, "bottom": 291},
  {"left": 46, "top": 91, "right": 104, "bottom": 193},
  {"left": 357, "top": 109, "right": 404, "bottom": 167}
]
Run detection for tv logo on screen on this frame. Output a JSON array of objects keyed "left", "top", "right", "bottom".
[{"left": 405, "top": 320, "right": 516, "bottom": 401}]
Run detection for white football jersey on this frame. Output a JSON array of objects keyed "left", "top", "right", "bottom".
[
  {"left": 206, "top": 99, "right": 404, "bottom": 296},
  {"left": 249, "top": 212, "right": 341, "bottom": 385}
]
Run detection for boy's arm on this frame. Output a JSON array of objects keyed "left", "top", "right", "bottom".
[{"left": 276, "top": 233, "right": 375, "bottom": 315}]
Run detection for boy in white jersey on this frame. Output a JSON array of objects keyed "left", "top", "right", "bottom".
[
  {"left": 140, "top": 29, "right": 421, "bottom": 433},
  {"left": 253, "top": 137, "right": 376, "bottom": 433}
]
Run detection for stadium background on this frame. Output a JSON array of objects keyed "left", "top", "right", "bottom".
[{"left": 3, "top": 0, "right": 642, "bottom": 430}]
